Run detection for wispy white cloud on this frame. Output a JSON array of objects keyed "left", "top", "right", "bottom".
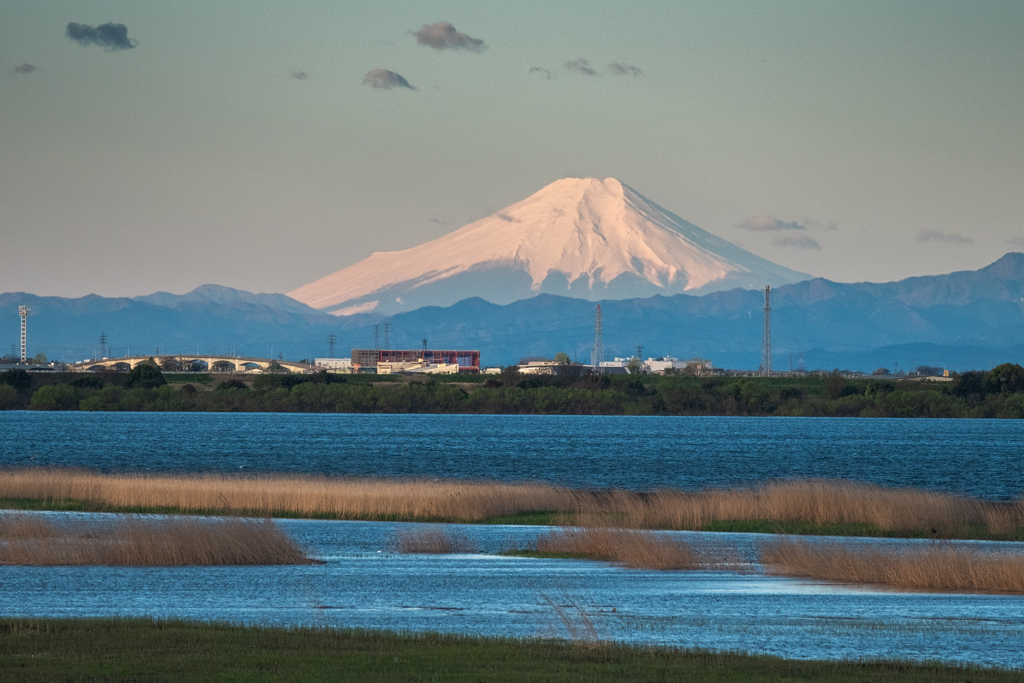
[
  {"left": 738, "top": 215, "right": 806, "bottom": 231},
  {"left": 362, "top": 68, "right": 416, "bottom": 90},
  {"left": 608, "top": 62, "right": 643, "bottom": 77},
  {"left": 772, "top": 234, "right": 821, "bottom": 250},
  {"left": 412, "top": 22, "right": 485, "bottom": 52},
  {"left": 916, "top": 229, "right": 974, "bottom": 245},
  {"left": 564, "top": 58, "right": 598, "bottom": 76}
]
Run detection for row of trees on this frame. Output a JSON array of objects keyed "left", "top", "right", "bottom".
[{"left": 4, "top": 364, "right": 1024, "bottom": 417}]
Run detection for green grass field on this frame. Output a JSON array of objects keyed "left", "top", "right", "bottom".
[{"left": 0, "top": 618, "right": 1018, "bottom": 682}]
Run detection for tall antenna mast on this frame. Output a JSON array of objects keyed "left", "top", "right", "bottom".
[
  {"left": 591, "top": 304, "right": 603, "bottom": 368},
  {"left": 19, "top": 306, "right": 30, "bottom": 363},
  {"left": 761, "top": 285, "right": 772, "bottom": 377}
]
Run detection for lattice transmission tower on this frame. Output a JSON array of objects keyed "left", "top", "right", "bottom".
[
  {"left": 327, "top": 334, "right": 337, "bottom": 358},
  {"left": 591, "top": 304, "right": 603, "bottom": 368},
  {"left": 761, "top": 285, "right": 772, "bottom": 377},
  {"left": 19, "top": 306, "right": 30, "bottom": 363}
]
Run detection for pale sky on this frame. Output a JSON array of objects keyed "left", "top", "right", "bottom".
[{"left": 2, "top": 1, "right": 1023, "bottom": 298}]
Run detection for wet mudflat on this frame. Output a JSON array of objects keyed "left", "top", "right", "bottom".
[{"left": 2, "top": 513, "right": 1023, "bottom": 669}]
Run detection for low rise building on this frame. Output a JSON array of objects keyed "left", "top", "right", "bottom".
[
  {"left": 351, "top": 348, "right": 480, "bottom": 373},
  {"left": 314, "top": 358, "right": 353, "bottom": 373},
  {"left": 377, "top": 361, "right": 460, "bottom": 375}
]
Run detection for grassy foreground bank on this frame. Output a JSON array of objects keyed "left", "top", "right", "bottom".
[
  {"left": 0, "top": 618, "right": 1018, "bottom": 682},
  {"left": 2, "top": 469, "right": 1023, "bottom": 541}
]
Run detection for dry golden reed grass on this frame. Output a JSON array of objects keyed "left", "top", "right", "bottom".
[
  {"left": 0, "top": 513, "right": 61, "bottom": 540},
  {"left": 0, "top": 468, "right": 576, "bottom": 521},
  {"left": 535, "top": 527, "right": 705, "bottom": 570},
  {"left": 0, "top": 513, "right": 313, "bottom": 566},
  {"left": 394, "top": 525, "right": 477, "bottom": 554},
  {"left": 2, "top": 468, "right": 1022, "bottom": 536},
  {"left": 760, "top": 538, "right": 1024, "bottom": 593},
  {"left": 572, "top": 480, "right": 1024, "bottom": 535}
]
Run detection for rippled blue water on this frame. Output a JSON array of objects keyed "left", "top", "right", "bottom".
[
  {"left": 1, "top": 412, "right": 1022, "bottom": 498},
  {"left": 2, "top": 513, "right": 1023, "bottom": 669}
]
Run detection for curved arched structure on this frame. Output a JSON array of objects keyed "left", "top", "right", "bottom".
[{"left": 69, "top": 356, "right": 313, "bottom": 374}]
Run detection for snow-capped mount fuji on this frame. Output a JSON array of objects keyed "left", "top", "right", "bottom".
[{"left": 289, "top": 177, "right": 811, "bottom": 316}]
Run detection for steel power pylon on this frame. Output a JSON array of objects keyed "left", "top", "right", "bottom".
[
  {"left": 18, "top": 306, "right": 30, "bottom": 363},
  {"left": 327, "top": 334, "right": 337, "bottom": 358},
  {"left": 591, "top": 304, "right": 603, "bottom": 368},
  {"left": 761, "top": 285, "right": 772, "bottom": 377}
]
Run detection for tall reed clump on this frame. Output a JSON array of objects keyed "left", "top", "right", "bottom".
[
  {"left": 394, "top": 525, "right": 477, "bottom": 554},
  {"left": 2, "top": 469, "right": 1023, "bottom": 539},
  {"left": 572, "top": 480, "right": 1024, "bottom": 537},
  {"left": 534, "top": 527, "right": 706, "bottom": 570},
  {"left": 0, "top": 468, "right": 580, "bottom": 521},
  {"left": 760, "top": 537, "right": 1024, "bottom": 593},
  {"left": 0, "top": 513, "right": 314, "bottom": 566}
]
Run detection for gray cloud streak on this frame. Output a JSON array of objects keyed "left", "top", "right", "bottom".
[
  {"left": 564, "top": 58, "right": 598, "bottom": 76},
  {"left": 14, "top": 63, "right": 38, "bottom": 74},
  {"left": 608, "top": 62, "right": 643, "bottom": 77},
  {"left": 529, "top": 66, "right": 553, "bottom": 79},
  {"left": 362, "top": 68, "right": 416, "bottom": 90},
  {"left": 916, "top": 229, "right": 974, "bottom": 245},
  {"left": 288, "top": 69, "right": 309, "bottom": 81},
  {"left": 412, "top": 22, "right": 485, "bottom": 52},
  {"left": 738, "top": 215, "right": 806, "bottom": 231},
  {"left": 773, "top": 234, "right": 821, "bottom": 250},
  {"left": 65, "top": 22, "right": 136, "bottom": 50}
]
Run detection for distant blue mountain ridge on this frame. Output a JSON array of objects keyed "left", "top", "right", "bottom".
[{"left": 2, "top": 254, "right": 1023, "bottom": 372}]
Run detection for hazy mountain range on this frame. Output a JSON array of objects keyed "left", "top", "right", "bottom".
[
  {"left": 3, "top": 254, "right": 1024, "bottom": 372},
  {"left": 288, "top": 177, "right": 809, "bottom": 316}
]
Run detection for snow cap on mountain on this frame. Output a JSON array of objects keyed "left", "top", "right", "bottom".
[{"left": 289, "top": 177, "right": 810, "bottom": 315}]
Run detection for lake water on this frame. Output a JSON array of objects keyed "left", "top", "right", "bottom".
[
  {"left": 1, "top": 412, "right": 1023, "bottom": 499},
  {"left": 2, "top": 512, "right": 1023, "bottom": 669}
]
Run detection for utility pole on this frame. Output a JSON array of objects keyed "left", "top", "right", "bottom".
[
  {"left": 327, "top": 334, "right": 337, "bottom": 358},
  {"left": 18, "top": 306, "right": 29, "bottom": 363},
  {"left": 761, "top": 285, "right": 772, "bottom": 377},
  {"left": 591, "top": 304, "right": 603, "bottom": 368}
]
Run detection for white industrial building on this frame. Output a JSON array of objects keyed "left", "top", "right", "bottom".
[
  {"left": 314, "top": 358, "right": 353, "bottom": 373},
  {"left": 600, "top": 356, "right": 714, "bottom": 374}
]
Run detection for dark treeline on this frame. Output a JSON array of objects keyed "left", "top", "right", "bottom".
[{"left": 2, "top": 363, "right": 1024, "bottom": 418}]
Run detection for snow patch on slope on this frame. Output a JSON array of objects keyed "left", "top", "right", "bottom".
[{"left": 289, "top": 177, "right": 809, "bottom": 315}]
